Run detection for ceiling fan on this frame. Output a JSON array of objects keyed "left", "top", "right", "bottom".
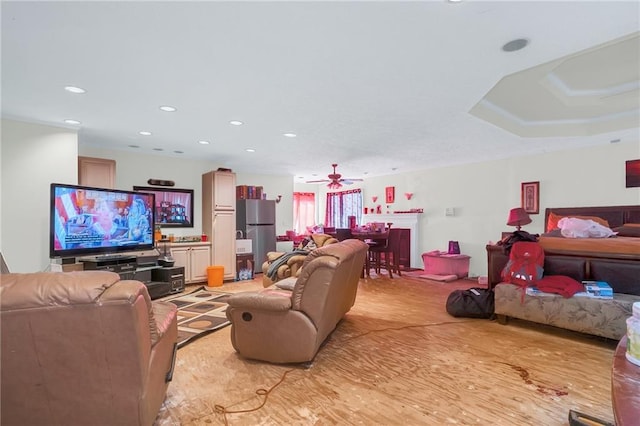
[{"left": 306, "top": 163, "right": 363, "bottom": 189}]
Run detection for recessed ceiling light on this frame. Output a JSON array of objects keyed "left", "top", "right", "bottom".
[
  {"left": 159, "top": 105, "right": 177, "bottom": 112},
  {"left": 64, "top": 119, "right": 81, "bottom": 125},
  {"left": 230, "top": 120, "right": 244, "bottom": 126},
  {"left": 283, "top": 133, "right": 297, "bottom": 138},
  {"left": 174, "top": 150, "right": 184, "bottom": 154},
  {"left": 198, "top": 140, "right": 210, "bottom": 145},
  {"left": 153, "top": 148, "right": 164, "bottom": 151},
  {"left": 502, "top": 38, "right": 529, "bottom": 52},
  {"left": 245, "top": 148, "right": 255, "bottom": 153},
  {"left": 139, "top": 131, "right": 152, "bottom": 136},
  {"left": 610, "top": 138, "right": 621, "bottom": 144},
  {"left": 64, "top": 86, "right": 86, "bottom": 94},
  {"left": 128, "top": 145, "right": 140, "bottom": 148}
]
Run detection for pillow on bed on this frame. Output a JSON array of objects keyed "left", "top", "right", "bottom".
[
  {"left": 546, "top": 212, "right": 610, "bottom": 232},
  {"left": 612, "top": 223, "right": 640, "bottom": 238}
]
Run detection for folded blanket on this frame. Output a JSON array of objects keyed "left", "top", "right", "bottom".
[
  {"left": 266, "top": 250, "right": 309, "bottom": 280},
  {"left": 536, "top": 275, "right": 584, "bottom": 298}
]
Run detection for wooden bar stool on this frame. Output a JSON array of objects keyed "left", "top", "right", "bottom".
[{"left": 369, "top": 228, "right": 402, "bottom": 278}]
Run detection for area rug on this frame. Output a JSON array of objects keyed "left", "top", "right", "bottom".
[
  {"left": 165, "top": 287, "right": 232, "bottom": 348},
  {"left": 404, "top": 269, "right": 458, "bottom": 282}
]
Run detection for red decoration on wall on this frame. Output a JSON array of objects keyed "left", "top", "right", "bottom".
[{"left": 385, "top": 186, "right": 395, "bottom": 203}]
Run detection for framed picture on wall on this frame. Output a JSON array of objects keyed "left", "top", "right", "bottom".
[
  {"left": 385, "top": 186, "right": 395, "bottom": 204},
  {"left": 626, "top": 159, "right": 640, "bottom": 188},
  {"left": 133, "top": 186, "right": 194, "bottom": 227},
  {"left": 521, "top": 181, "right": 540, "bottom": 214}
]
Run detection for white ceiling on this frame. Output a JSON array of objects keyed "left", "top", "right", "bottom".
[{"left": 2, "top": 1, "right": 639, "bottom": 183}]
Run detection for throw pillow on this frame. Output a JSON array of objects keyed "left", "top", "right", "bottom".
[{"left": 275, "top": 278, "right": 296, "bottom": 291}]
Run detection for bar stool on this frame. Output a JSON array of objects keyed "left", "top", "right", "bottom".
[
  {"left": 384, "top": 228, "right": 403, "bottom": 277},
  {"left": 368, "top": 224, "right": 393, "bottom": 278},
  {"left": 370, "top": 228, "right": 404, "bottom": 278}
]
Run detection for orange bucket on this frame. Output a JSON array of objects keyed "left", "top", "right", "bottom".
[{"left": 206, "top": 266, "right": 224, "bottom": 287}]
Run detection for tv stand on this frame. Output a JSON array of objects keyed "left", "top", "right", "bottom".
[
  {"left": 148, "top": 266, "right": 185, "bottom": 299},
  {"left": 94, "top": 254, "right": 136, "bottom": 262},
  {"left": 79, "top": 256, "right": 184, "bottom": 299},
  {"left": 81, "top": 255, "right": 138, "bottom": 273}
]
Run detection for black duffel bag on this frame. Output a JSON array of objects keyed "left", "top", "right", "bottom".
[{"left": 446, "top": 287, "right": 495, "bottom": 319}]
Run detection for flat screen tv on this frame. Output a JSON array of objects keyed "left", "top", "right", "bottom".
[
  {"left": 50, "top": 183, "right": 156, "bottom": 259},
  {"left": 132, "top": 186, "right": 194, "bottom": 227}
]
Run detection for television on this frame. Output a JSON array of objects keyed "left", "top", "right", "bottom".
[
  {"left": 50, "top": 183, "right": 156, "bottom": 259},
  {"left": 132, "top": 186, "right": 194, "bottom": 227}
]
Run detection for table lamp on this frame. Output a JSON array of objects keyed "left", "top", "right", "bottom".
[{"left": 507, "top": 207, "right": 532, "bottom": 231}]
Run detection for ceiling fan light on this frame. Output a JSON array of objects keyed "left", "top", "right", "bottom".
[{"left": 327, "top": 181, "right": 342, "bottom": 190}]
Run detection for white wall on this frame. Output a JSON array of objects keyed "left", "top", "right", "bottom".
[
  {"left": 356, "top": 140, "right": 640, "bottom": 276},
  {"left": 79, "top": 146, "right": 216, "bottom": 240},
  {"left": 2, "top": 118, "right": 638, "bottom": 275},
  {"left": 1, "top": 119, "right": 78, "bottom": 272}
]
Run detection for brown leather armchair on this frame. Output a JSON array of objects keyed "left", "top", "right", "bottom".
[
  {"left": 227, "top": 239, "right": 368, "bottom": 364},
  {"left": 261, "top": 233, "right": 338, "bottom": 287},
  {"left": 0, "top": 271, "right": 178, "bottom": 426}
]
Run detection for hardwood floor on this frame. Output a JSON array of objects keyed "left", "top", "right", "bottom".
[{"left": 155, "top": 272, "right": 617, "bottom": 425}]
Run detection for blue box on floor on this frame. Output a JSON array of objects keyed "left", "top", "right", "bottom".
[{"left": 236, "top": 253, "right": 254, "bottom": 281}]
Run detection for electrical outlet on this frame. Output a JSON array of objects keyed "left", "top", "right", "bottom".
[{"left": 445, "top": 207, "right": 455, "bottom": 216}]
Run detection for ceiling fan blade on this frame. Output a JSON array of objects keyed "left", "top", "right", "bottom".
[
  {"left": 339, "top": 178, "right": 364, "bottom": 184},
  {"left": 308, "top": 164, "right": 363, "bottom": 185}
]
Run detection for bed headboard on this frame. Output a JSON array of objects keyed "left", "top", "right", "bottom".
[{"left": 544, "top": 205, "right": 640, "bottom": 230}]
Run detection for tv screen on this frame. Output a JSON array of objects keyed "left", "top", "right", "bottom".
[
  {"left": 133, "top": 186, "right": 194, "bottom": 227},
  {"left": 50, "top": 183, "right": 156, "bottom": 259}
]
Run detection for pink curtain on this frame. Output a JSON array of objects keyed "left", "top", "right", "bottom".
[
  {"left": 325, "top": 189, "right": 362, "bottom": 228},
  {"left": 293, "top": 192, "right": 315, "bottom": 235}
]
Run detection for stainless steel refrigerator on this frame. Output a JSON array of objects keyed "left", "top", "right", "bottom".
[{"left": 236, "top": 199, "right": 276, "bottom": 273}]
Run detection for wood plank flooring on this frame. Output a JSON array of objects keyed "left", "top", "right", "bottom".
[{"left": 155, "top": 272, "right": 617, "bottom": 425}]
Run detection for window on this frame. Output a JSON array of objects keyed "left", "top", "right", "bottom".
[
  {"left": 293, "top": 192, "right": 315, "bottom": 235},
  {"left": 325, "top": 189, "right": 362, "bottom": 228}
]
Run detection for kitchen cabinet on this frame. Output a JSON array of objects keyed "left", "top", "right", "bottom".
[
  {"left": 78, "top": 156, "right": 115, "bottom": 189},
  {"left": 171, "top": 242, "right": 211, "bottom": 284},
  {"left": 212, "top": 171, "right": 236, "bottom": 210},
  {"left": 202, "top": 170, "right": 236, "bottom": 280},
  {"left": 211, "top": 210, "right": 236, "bottom": 280}
]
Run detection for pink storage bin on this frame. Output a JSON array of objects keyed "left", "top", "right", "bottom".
[{"left": 422, "top": 252, "right": 470, "bottom": 278}]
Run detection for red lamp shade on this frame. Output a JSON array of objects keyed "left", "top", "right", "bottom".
[{"left": 507, "top": 207, "right": 532, "bottom": 230}]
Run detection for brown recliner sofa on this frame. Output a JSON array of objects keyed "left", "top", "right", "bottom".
[
  {"left": 227, "top": 239, "right": 368, "bottom": 364},
  {"left": 0, "top": 271, "right": 178, "bottom": 426},
  {"left": 261, "top": 233, "right": 338, "bottom": 287}
]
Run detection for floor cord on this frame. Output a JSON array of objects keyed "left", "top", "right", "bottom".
[
  {"left": 213, "top": 368, "right": 295, "bottom": 426},
  {"left": 211, "top": 319, "right": 474, "bottom": 425}
]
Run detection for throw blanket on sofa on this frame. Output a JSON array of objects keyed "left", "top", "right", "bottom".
[{"left": 266, "top": 250, "right": 310, "bottom": 280}]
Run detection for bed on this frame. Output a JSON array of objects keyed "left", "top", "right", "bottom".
[
  {"left": 538, "top": 205, "right": 640, "bottom": 260},
  {"left": 543, "top": 205, "right": 640, "bottom": 230},
  {"left": 487, "top": 204, "right": 640, "bottom": 340}
]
